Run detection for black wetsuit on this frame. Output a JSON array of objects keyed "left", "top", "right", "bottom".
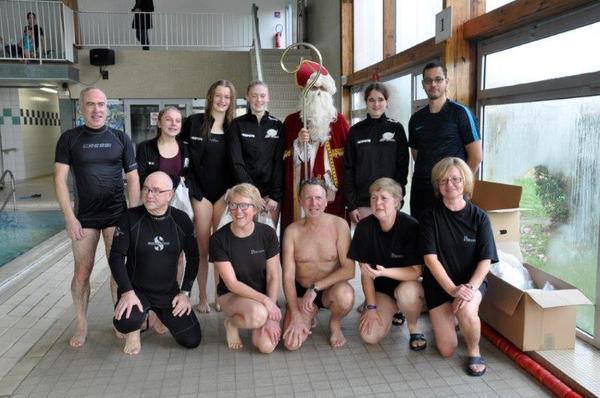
[
  {"left": 209, "top": 222, "right": 279, "bottom": 296},
  {"left": 408, "top": 100, "right": 480, "bottom": 220},
  {"left": 136, "top": 137, "right": 190, "bottom": 187},
  {"left": 54, "top": 125, "right": 137, "bottom": 229},
  {"left": 229, "top": 111, "right": 285, "bottom": 202},
  {"left": 181, "top": 113, "right": 233, "bottom": 203},
  {"left": 109, "top": 205, "right": 201, "bottom": 348},
  {"left": 348, "top": 212, "right": 421, "bottom": 299},
  {"left": 344, "top": 114, "right": 409, "bottom": 211},
  {"left": 419, "top": 200, "right": 498, "bottom": 310}
]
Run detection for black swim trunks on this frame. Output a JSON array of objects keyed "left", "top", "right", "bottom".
[{"left": 295, "top": 281, "right": 326, "bottom": 309}]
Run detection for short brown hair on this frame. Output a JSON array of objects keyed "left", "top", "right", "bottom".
[
  {"left": 431, "top": 157, "right": 474, "bottom": 199},
  {"left": 299, "top": 177, "right": 327, "bottom": 197},
  {"left": 369, "top": 177, "right": 403, "bottom": 210}
]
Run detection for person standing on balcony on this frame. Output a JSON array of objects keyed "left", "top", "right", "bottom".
[
  {"left": 132, "top": 0, "right": 154, "bottom": 50},
  {"left": 181, "top": 80, "right": 237, "bottom": 314},
  {"left": 24, "top": 12, "right": 44, "bottom": 57},
  {"left": 408, "top": 61, "right": 482, "bottom": 221},
  {"left": 229, "top": 81, "right": 285, "bottom": 226},
  {"left": 54, "top": 87, "right": 140, "bottom": 348}
]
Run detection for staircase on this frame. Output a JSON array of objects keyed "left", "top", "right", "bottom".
[{"left": 250, "top": 48, "right": 312, "bottom": 122}]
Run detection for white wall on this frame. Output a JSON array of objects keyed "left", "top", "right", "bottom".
[
  {"left": 0, "top": 88, "right": 25, "bottom": 180},
  {"left": 76, "top": 0, "right": 292, "bottom": 49},
  {"left": 18, "top": 88, "right": 61, "bottom": 179}
]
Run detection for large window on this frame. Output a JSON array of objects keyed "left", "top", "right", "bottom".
[
  {"left": 479, "top": 5, "right": 600, "bottom": 341},
  {"left": 395, "top": 0, "right": 442, "bottom": 52},
  {"left": 353, "top": 0, "right": 383, "bottom": 71}
]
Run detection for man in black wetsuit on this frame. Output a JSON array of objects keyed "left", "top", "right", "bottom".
[
  {"left": 408, "top": 61, "right": 482, "bottom": 220},
  {"left": 111, "top": 171, "right": 201, "bottom": 355},
  {"left": 54, "top": 87, "right": 140, "bottom": 348}
]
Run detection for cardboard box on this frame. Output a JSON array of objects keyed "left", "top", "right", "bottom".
[{"left": 472, "top": 180, "right": 592, "bottom": 351}]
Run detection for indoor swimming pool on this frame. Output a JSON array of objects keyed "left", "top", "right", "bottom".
[{"left": 0, "top": 210, "right": 65, "bottom": 267}]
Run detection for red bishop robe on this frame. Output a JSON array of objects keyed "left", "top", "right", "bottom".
[{"left": 281, "top": 111, "right": 349, "bottom": 233}]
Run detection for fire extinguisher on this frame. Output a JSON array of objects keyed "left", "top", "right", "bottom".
[{"left": 274, "top": 24, "right": 283, "bottom": 48}]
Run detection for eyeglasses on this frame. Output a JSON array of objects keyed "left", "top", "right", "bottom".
[
  {"left": 438, "top": 176, "right": 464, "bottom": 186},
  {"left": 141, "top": 186, "right": 172, "bottom": 196},
  {"left": 422, "top": 77, "right": 446, "bottom": 85},
  {"left": 227, "top": 202, "right": 255, "bottom": 211}
]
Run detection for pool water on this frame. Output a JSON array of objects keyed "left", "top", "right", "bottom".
[{"left": 0, "top": 211, "right": 65, "bottom": 266}]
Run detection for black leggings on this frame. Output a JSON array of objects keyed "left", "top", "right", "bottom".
[{"left": 113, "top": 290, "right": 201, "bottom": 349}]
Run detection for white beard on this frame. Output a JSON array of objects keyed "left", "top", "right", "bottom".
[{"left": 300, "top": 89, "right": 337, "bottom": 144}]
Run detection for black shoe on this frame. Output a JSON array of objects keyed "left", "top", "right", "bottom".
[
  {"left": 142, "top": 46, "right": 149, "bottom": 50},
  {"left": 392, "top": 312, "right": 405, "bottom": 326}
]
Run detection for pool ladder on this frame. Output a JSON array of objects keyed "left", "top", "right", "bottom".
[{"left": 0, "top": 169, "right": 17, "bottom": 212}]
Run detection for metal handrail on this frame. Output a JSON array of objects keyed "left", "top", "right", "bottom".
[
  {"left": 251, "top": 3, "right": 263, "bottom": 81},
  {"left": 0, "top": 169, "right": 17, "bottom": 212}
]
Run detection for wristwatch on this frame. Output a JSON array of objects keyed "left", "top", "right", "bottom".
[
  {"left": 309, "top": 283, "right": 320, "bottom": 294},
  {"left": 180, "top": 290, "right": 190, "bottom": 297}
]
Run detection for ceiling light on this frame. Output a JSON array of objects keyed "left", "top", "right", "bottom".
[{"left": 40, "top": 87, "right": 58, "bottom": 94}]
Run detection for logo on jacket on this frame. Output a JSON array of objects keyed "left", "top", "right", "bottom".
[
  {"left": 114, "top": 226, "right": 124, "bottom": 237},
  {"left": 241, "top": 133, "right": 255, "bottom": 138},
  {"left": 380, "top": 132, "right": 395, "bottom": 142},
  {"left": 265, "top": 129, "right": 278, "bottom": 138},
  {"left": 390, "top": 252, "right": 404, "bottom": 259},
  {"left": 356, "top": 139, "right": 371, "bottom": 145},
  {"left": 191, "top": 136, "right": 203, "bottom": 141},
  {"left": 250, "top": 249, "right": 265, "bottom": 255},
  {"left": 148, "top": 236, "right": 170, "bottom": 251},
  {"left": 463, "top": 236, "right": 476, "bottom": 243}
]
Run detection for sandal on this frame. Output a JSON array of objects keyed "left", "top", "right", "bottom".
[
  {"left": 409, "top": 333, "right": 427, "bottom": 351},
  {"left": 392, "top": 312, "right": 405, "bottom": 326},
  {"left": 466, "top": 356, "right": 486, "bottom": 376}
]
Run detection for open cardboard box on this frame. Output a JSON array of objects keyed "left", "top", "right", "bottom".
[{"left": 472, "top": 180, "right": 592, "bottom": 351}]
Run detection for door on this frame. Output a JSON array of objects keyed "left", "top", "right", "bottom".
[{"left": 124, "top": 99, "right": 192, "bottom": 146}]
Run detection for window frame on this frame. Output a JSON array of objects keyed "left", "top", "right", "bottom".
[{"left": 476, "top": 3, "right": 600, "bottom": 347}]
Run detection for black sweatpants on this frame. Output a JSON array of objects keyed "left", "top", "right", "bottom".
[{"left": 113, "top": 290, "right": 201, "bottom": 349}]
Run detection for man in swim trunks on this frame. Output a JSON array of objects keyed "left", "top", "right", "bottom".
[
  {"left": 282, "top": 178, "right": 355, "bottom": 349},
  {"left": 54, "top": 87, "right": 140, "bottom": 347}
]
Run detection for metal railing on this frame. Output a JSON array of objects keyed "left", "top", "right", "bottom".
[
  {"left": 76, "top": 11, "right": 253, "bottom": 50},
  {"left": 0, "top": 169, "right": 17, "bottom": 213},
  {"left": 0, "top": 0, "right": 75, "bottom": 63},
  {"left": 251, "top": 3, "right": 263, "bottom": 81}
]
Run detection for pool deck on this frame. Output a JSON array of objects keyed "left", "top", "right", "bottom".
[
  {"left": 0, "top": 234, "right": 557, "bottom": 398},
  {"left": 0, "top": 175, "right": 597, "bottom": 397}
]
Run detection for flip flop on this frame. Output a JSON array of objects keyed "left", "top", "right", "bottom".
[
  {"left": 409, "top": 333, "right": 427, "bottom": 351},
  {"left": 392, "top": 312, "right": 405, "bottom": 326},
  {"left": 466, "top": 356, "right": 486, "bottom": 376}
]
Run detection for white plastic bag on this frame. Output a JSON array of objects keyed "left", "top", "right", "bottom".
[
  {"left": 171, "top": 180, "right": 194, "bottom": 221},
  {"left": 491, "top": 250, "right": 534, "bottom": 290}
]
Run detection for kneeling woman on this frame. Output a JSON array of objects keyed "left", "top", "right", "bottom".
[
  {"left": 420, "top": 157, "right": 497, "bottom": 376},
  {"left": 210, "top": 183, "right": 282, "bottom": 352},
  {"left": 348, "top": 177, "right": 426, "bottom": 349}
]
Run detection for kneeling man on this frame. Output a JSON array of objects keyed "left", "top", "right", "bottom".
[
  {"left": 282, "top": 178, "right": 355, "bottom": 349},
  {"left": 110, "top": 171, "right": 201, "bottom": 354}
]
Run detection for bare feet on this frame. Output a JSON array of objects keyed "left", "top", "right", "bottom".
[
  {"left": 329, "top": 321, "right": 346, "bottom": 348},
  {"left": 224, "top": 318, "right": 243, "bottom": 350},
  {"left": 114, "top": 326, "right": 125, "bottom": 340},
  {"left": 197, "top": 300, "right": 211, "bottom": 314},
  {"left": 148, "top": 312, "right": 168, "bottom": 335},
  {"left": 123, "top": 330, "right": 141, "bottom": 355},
  {"left": 69, "top": 322, "right": 87, "bottom": 348},
  {"left": 214, "top": 301, "right": 222, "bottom": 312}
]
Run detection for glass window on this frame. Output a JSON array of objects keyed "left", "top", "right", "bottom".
[
  {"left": 485, "top": 0, "right": 515, "bottom": 12},
  {"left": 350, "top": 88, "right": 365, "bottom": 125},
  {"left": 482, "top": 97, "right": 599, "bottom": 334},
  {"left": 484, "top": 21, "right": 600, "bottom": 89},
  {"left": 395, "top": 0, "right": 442, "bottom": 52},
  {"left": 353, "top": 0, "right": 383, "bottom": 70}
]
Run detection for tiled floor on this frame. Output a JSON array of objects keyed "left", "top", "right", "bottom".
[
  {"left": 0, "top": 238, "right": 554, "bottom": 398},
  {"left": 0, "top": 175, "right": 596, "bottom": 397}
]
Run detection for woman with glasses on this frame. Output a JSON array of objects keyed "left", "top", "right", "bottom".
[
  {"left": 182, "top": 80, "right": 237, "bottom": 313},
  {"left": 209, "top": 183, "right": 282, "bottom": 352},
  {"left": 420, "top": 157, "right": 497, "bottom": 376}
]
